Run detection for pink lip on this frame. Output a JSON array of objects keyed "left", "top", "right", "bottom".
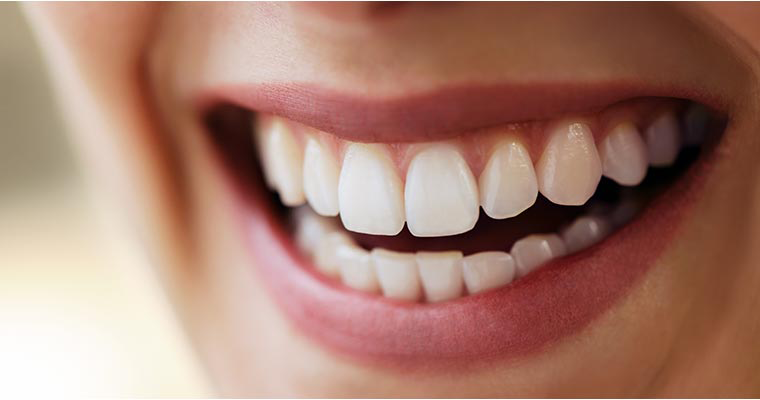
[
  {"left": 197, "top": 81, "right": 726, "bottom": 143},
  {"left": 200, "top": 84, "right": 724, "bottom": 368}
]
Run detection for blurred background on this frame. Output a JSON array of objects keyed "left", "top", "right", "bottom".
[{"left": 0, "top": 3, "right": 209, "bottom": 396}]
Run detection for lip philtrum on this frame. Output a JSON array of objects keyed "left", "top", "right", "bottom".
[{"left": 247, "top": 99, "right": 714, "bottom": 304}]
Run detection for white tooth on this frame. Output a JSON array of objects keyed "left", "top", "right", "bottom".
[
  {"left": 461, "top": 251, "right": 515, "bottom": 294},
  {"left": 262, "top": 118, "right": 306, "bottom": 206},
  {"left": 405, "top": 145, "right": 479, "bottom": 237},
  {"left": 253, "top": 118, "right": 276, "bottom": 189},
  {"left": 303, "top": 137, "right": 340, "bottom": 216},
  {"left": 416, "top": 251, "right": 464, "bottom": 302},
  {"left": 561, "top": 215, "right": 611, "bottom": 253},
  {"left": 510, "top": 234, "right": 567, "bottom": 278},
  {"left": 683, "top": 104, "right": 709, "bottom": 147},
  {"left": 338, "top": 144, "right": 405, "bottom": 236},
  {"left": 293, "top": 206, "right": 338, "bottom": 256},
  {"left": 645, "top": 112, "right": 681, "bottom": 167},
  {"left": 314, "top": 232, "right": 353, "bottom": 278},
  {"left": 479, "top": 138, "right": 538, "bottom": 219},
  {"left": 599, "top": 122, "right": 648, "bottom": 186},
  {"left": 371, "top": 248, "right": 421, "bottom": 302},
  {"left": 537, "top": 121, "right": 602, "bottom": 206},
  {"left": 336, "top": 243, "right": 379, "bottom": 293}
]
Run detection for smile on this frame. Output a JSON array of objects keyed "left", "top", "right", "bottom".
[{"left": 200, "top": 83, "right": 729, "bottom": 366}]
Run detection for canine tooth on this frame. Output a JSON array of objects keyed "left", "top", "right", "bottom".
[
  {"left": 599, "top": 122, "right": 648, "bottom": 186},
  {"left": 537, "top": 121, "right": 602, "bottom": 206},
  {"left": 293, "top": 206, "right": 338, "bottom": 256},
  {"left": 338, "top": 144, "right": 405, "bottom": 235},
  {"left": 336, "top": 243, "right": 379, "bottom": 293},
  {"left": 462, "top": 251, "right": 515, "bottom": 294},
  {"left": 372, "top": 249, "right": 421, "bottom": 302},
  {"left": 645, "top": 112, "right": 681, "bottom": 167},
  {"left": 479, "top": 138, "right": 538, "bottom": 219},
  {"left": 261, "top": 119, "right": 306, "bottom": 206},
  {"left": 416, "top": 251, "right": 464, "bottom": 302},
  {"left": 303, "top": 137, "right": 340, "bottom": 216},
  {"left": 314, "top": 232, "right": 353, "bottom": 278},
  {"left": 561, "top": 215, "right": 611, "bottom": 253},
  {"left": 405, "top": 145, "right": 479, "bottom": 237},
  {"left": 683, "top": 104, "right": 709, "bottom": 146},
  {"left": 511, "top": 234, "right": 567, "bottom": 278}
]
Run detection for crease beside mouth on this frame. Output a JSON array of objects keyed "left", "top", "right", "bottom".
[{"left": 203, "top": 96, "right": 726, "bottom": 304}]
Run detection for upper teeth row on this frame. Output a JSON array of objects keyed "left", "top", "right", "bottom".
[{"left": 255, "top": 104, "right": 706, "bottom": 238}]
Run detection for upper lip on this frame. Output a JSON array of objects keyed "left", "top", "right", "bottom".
[{"left": 197, "top": 80, "right": 729, "bottom": 143}]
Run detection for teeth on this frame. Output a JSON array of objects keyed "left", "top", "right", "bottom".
[
  {"left": 303, "top": 137, "right": 340, "bottom": 216},
  {"left": 479, "top": 138, "right": 538, "bottom": 219},
  {"left": 260, "top": 119, "right": 306, "bottom": 206},
  {"left": 371, "top": 249, "right": 422, "bottom": 302},
  {"left": 293, "top": 206, "right": 338, "bottom": 257},
  {"left": 645, "top": 112, "right": 681, "bottom": 167},
  {"left": 405, "top": 145, "right": 479, "bottom": 237},
  {"left": 280, "top": 101, "right": 702, "bottom": 301},
  {"left": 561, "top": 215, "right": 611, "bottom": 253},
  {"left": 338, "top": 144, "right": 405, "bottom": 236},
  {"left": 536, "top": 121, "right": 602, "bottom": 206},
  {"left": 335, "top": 242, "right": 380, "bottom": 293},
  {"left": 511, "top": 234, "right": 567, "bottom": 278},
  {"left": 599, "top": 122, "right": 648, "bottom": 186},
  {"left": 314, "top": 231, "right": 353, "bottom": 278},
  {"left": 462, "top": 251, "right": 516, "bottom": 294},
  {"left": 253, "top": 118, "right": 276, "bottom": 189},
  {"left": 416, "top": 251, "right": 464, "bottom": 302}
]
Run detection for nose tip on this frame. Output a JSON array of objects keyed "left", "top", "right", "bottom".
[{"left": 291, "top": 2, "right": 405, "bottom": 23}]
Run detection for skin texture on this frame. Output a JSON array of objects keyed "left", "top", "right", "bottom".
[{"left": 24, "top": 3, "right": 760, "bottom": 397}]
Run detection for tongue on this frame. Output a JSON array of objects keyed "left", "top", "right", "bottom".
[{"left": 350, "top": 196, "right": 584, "bottom": 254}]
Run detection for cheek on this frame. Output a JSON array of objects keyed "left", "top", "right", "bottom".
[{"left": 695, "top": 4, "right": 760, "bottom": 54}]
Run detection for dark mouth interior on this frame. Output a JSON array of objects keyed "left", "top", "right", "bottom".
[{"left": 204, "top": 98, "right": 726, "bottom": 255}]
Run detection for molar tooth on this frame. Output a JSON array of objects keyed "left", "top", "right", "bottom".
[
  {"left": 405, "top": 145, "right": 479, "bottom": 237},
  {"left": 314, "top": 232, "right": 353, "bottom": 278},
  {"left": 336, "top": 243, "right": 379, "bottom": 293},
  {"left": 371, "top": 249, "right": 421, "bottom": 302},
  {"left": 511, "top": 234, "right": 567, "bottom": 278},
  {"left": 416, "top": 251, "right": 464, "bottom": 303},
  {"left": 537, "top": 121, "right": 602, "bottom": 206},
  {"left": 599, "top": 122, "right": 648, "bottom": 186},
  {"left": 293, "top": 206, "right": 338, "bottom": 256},
  {"left": 561, "top": 215, "right": 611, "bottom": 253},
  {"left": 645, "top": 112, "right": 681, "bottom": 167},
  {"left": 479, "top": 138, "right": 538, "bottom": 219},
  {"left": 261, "top": 118, "right": 306, "bottom": 206},
  {"left": 303, "top": 137, "right": 340, "bottom": 216},
  {"left": 338, "top": 144, "right": 405, "bottom": 235},
  {"left": 462, "top": 251, "right": 516, "bottom": 294}
]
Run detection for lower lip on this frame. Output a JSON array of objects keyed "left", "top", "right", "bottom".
[{"left": 212, "top": 129, "right": 718, "bottom": 369}]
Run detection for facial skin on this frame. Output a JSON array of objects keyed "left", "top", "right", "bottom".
[{"left": 24, "top": 3, "right": 760, "bottom": 396}]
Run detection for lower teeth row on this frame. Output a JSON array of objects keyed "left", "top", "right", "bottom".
[{"left": 292, "top": 197, "right": 640, "bottom": 303}]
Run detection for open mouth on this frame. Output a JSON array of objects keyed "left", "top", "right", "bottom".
[{"left": 200, "top": 85, "right": 727, "bottom": 365}]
